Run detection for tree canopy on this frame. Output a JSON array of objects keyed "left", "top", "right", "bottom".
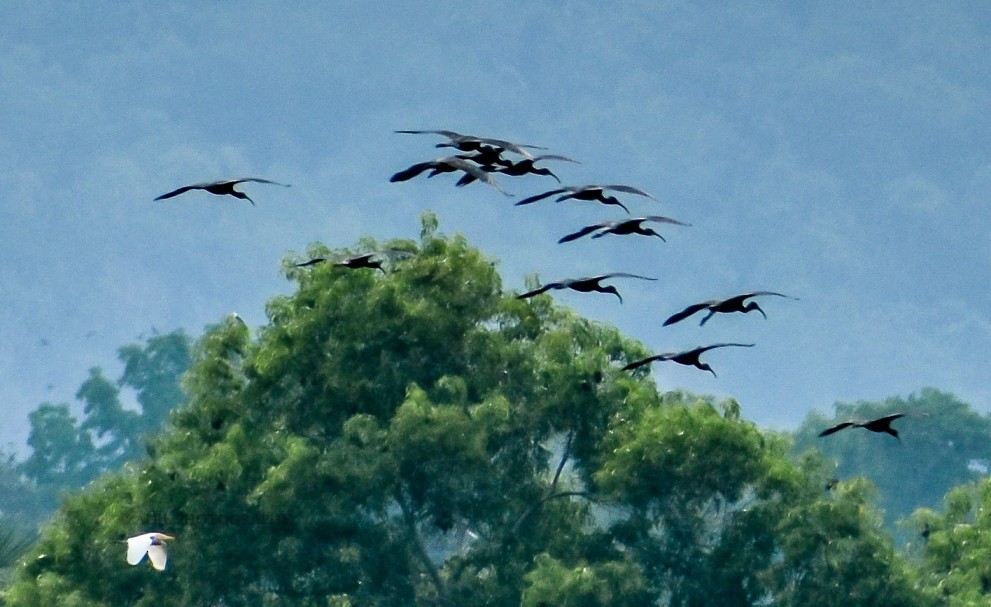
[
  {"left": 4, "top": 218, "right": 929, "bottom": 606},
  {"left": 793, "top": 389, "right": 991, "bottom": 543}
]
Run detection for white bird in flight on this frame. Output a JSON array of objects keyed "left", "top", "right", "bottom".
[{"left": 126, "top": 532, "right": 175, "bottom": 571}]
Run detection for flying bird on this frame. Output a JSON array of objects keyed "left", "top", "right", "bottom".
[
  {"left": 662, "top": 292, "right": 797, "bottom": 327},
  {"left": 515, "top": 184, "right": 656, "bottom": 214},
  {"left": 455, "top": 154, "right": 581, "bottom": 186},
  {"left": 294, "top": 250, "right": 414, "bottom": 274},
  {"left": 126, "top": 532, "right": 175, "bottom": 571},
  {"left": 395, "top": 129, "right": 546, "bottom": 159},
  {"left": 558, "top": 216, "right": 691, "bottom": 243},
  {"left": 817, "top": 413, "right": 907, "bottom": 441},
  {"left": 154, "top": 178, "right": 290, "bottom": 205},
  {"left": 390, "top": 156, "right": 511, "bottom": 195},
  {"left": 621, "top": 343, "right": 755, "bottom": 376},
  {"left": 517, "top": 273, "right": 657, "bottom": 303}
]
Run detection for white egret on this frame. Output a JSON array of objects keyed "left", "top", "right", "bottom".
[{"left": 126, "top": 532, "right": 174, "bottom": 571}]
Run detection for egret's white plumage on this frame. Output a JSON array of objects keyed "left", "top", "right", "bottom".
[{"left": 126, "top": 532, "right": 174, "bottom": 571}]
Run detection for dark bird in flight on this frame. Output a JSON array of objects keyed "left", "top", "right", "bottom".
[
  {"left": 154, "top": 178, "right": 290, "bottom": 205},
  {"left": 515, "top": 184, "right": 656, "bottom": 214},
  {"left": 395, "top": 129, "right": 546, "bottom": 159},
  {"left": 662, "top": 291, "right": 798, "bottom": 327},
  {"left": 294, "top": 250, "right": 414, "bottom": 274},
  {"left": 390, "top": 156, "right": 511, "bottom": 195},
  {"left": 559, "top": 216, "right": 691, "bottom": 243},
  {"left": 456, "top": 154, "right": 581, "bottom": 186},
  {"left": 817, "top": 413, "right": 907, "bottom": 441},
  {"left": 517, "top": 273, "right": 657, "bottom": 303},
  {"left": 621, "top": 343, "right": 755, "bottom": 376}
]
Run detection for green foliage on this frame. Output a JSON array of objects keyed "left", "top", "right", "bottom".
[
  {"left": 910, "top": 480, "right": 991, "bottom": 605},
  {"left": 5, "top": 219, "right": 930, "bottom": 606},
  {"left": 793, "top": 389, "right": 991, "bottom": 542}
]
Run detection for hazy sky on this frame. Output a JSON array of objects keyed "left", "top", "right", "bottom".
[{"left": 2, "top": 3, "right": 989, "bottom": 453}]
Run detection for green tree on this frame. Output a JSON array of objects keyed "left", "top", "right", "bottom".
[
  {"left": 793, "top": 389, "right": 991, "bottom": 541},
  {"left": 15, "top": 331, "right": 191, "bottom": 524},
  {"left": 4, "top": 219, "right": 928, "bottom": 606}
]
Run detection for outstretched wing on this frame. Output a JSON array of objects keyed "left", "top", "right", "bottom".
[
  {"left": 126, "top": 535, "right": 152, "bottom": 565},
  {"left": 394, "top": 129, "right": 464, "bottom": 139},
  {"left": 594, "top": 272, "right": 658, "bottom": 281},
  {"left": 517, "top": 283, "right": 561, "bottom": 299},
  {"left": 154, "top": 184, "right": 201, "bottom": 201},
  {"left": 446, "top": 158, "right": 511, "bottom": 195},
  {"left": 294, "top": 257, "right": 328, "bottom": 267},
  {"left": 232, "top": 178, "right": 291, "bottom": 188},
  {"left": 515, "top": 189, "right": 567, "bottom": 206},
  {"left": 663, "top": 301, "right": 715, "bottom": 326},
  {"left": 391, "top": 161, "right": 435, "bottom": 182},
  {"left": 558, "top": 222, "right": 611, "bottom": 243},
  {"left": 690, "top": 342, "right": 755, "bottom": 355},
  {"left": 146, "top": 544, "right": 169, "bottom": 571},
  {"left": 602, "top": 185, "right": 656, "bottom": 200},
  {"left": 532, "top": 154, "right": 581, "bottom": 164},
  {"left": 871, "top": 412, "right": 907, "bottom": 425},
  {"left": 818, "top": 421, "right": 856, "bottom": 437},
  {"left": 621, "top": 353, "right": 674, "bottom": 371},
  {"left": 642, "top": 215, "right": 692, "bottom": 227}
]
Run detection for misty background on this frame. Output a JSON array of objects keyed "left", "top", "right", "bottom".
[{"left": 3, "top": 2, "right": 990, "bottom": 454}]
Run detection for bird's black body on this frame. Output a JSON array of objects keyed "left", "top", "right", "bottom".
[
  {"left": 154, "top": 178, "right": 290, "bottom": 205},
  {"left": 294, "top": 250, "right": 414, "bottom": 274},
  {"left": 394, "top": 129, "right": 546, "bottom": 159},
  {"left": 559, "top": 216, "right": 690, "bottom": 243},
  {"left": 663, "top": 291, "right": 797, "bottom": 327},
  {"left": 515, "top": 184, "right": 656, "bottom": 214},
  {"left": 390, "top": 156, "right": 511, "bottom": 195},
  {"left": 621, "top": 343, "right": 755, "bottom": 376},
  {"left": 456, "top": 154, "right": 580, "bottom": 186},
  {"left": 517, "top": 272, "right": 657, "bottom": 303},
  {"left": 818, "top": 413, "right": 907, "bottom": 441}
]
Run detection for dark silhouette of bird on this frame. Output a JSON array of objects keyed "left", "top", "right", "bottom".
[
  {"left": 662, "top": 291, "right": 798, "bottom": 327},
  {"left": 455, "top": 154, "right": 581, "bottom": 186},
  {"left": 395, "top": 129, "right": 546, "bottom": 159},
  {"left": 515, "top": 184, "right": 656, "bottom": 214},
  {"left": 559, "top": 216, "right": 691, "bottom": 243},
  {"left": 154, "top": 178, "right": 290, "bottom": 205},
  {"left": 390, "top": 156, "right": 511, "bottom": 195},
  {"left": 817, "top": 413, "right": 907, "bottom": 441},
  {"left": 824, "top": 478, "right": 839, "bottom": 491},
  {"left": 517, "top": 273, "right": 657, "bottom": 303},
  {"left": 621, "top": 343, "right": 755, "bottom": 376},
  {"left": 294, "top": 250, "right": 414, "bottom": 274}
]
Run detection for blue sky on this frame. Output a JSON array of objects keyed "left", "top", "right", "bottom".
[{"left": 2, "top": 3, "right": 989, "bottom": 452}]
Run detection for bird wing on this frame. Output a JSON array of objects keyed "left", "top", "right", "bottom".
[
  {"left": 663, "top": 302, "right": 716, "bottom": 326},
  {"left": 737, "top": 291, "right": 796, "bottom": 301},
  {"left": 871, "top": 412, "right": 907, "bottom": 424},
  {"left": 154, "top": 185, "right": 201, "bottom": 200},
  {"left": 445, "top": 158, "right": 511, "bottom": 195},
  {"left": 690, "top": 342, "right": 756, "bottom": 355},
  {"left": 602, "top": 185, "right": 656, "bottom": 200},
  {"left": 294, "top": 257, "right": 328, "bottom": 267},
  {"left": 515, "top": 189, "right": 567, "bottom": 206},
  {"left": 517, "top": 283, "right": 560, "bottom": 299},
  {"left": 126, "top": 535, "right": 152, "bottom": 565},
  {"left": 557, "top": 222, "right": 610, "bottom": 243},
  {"left": 394, "top": 129, "right": 464, "bottom": 139},
  {"left": 232, "top": 178, "right": 291, "bottom": 188},
  {"left": 146, "top": 544, "right": 168, "bottom": 571},
  {"left": 390, "top": 161, "right": 435, "bottom": 182},
  {"left": 595, "top": 272, "right": 658, "bottom": 281},
  {"left": 621, "top": 353, "right": 674, "bottom": 371},
  {"left": 818, "top": 421, "right": 856, "bottom": 437},
  {"left": 532, "top": 154, "right": 581, "bottom": 164},
  {"left": 642, "top": 215, "right": 692, "bottom": 227},
  {"left": 475, "top": 137, "right": 547, "bottom": 158}
]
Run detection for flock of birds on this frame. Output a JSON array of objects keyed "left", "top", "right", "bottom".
[{"left": 125, "top": 128, "right": 913, "bottom": 571}]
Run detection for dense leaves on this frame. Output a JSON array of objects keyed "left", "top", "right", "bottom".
[
  {"left": 793, "top": 389, "right": 991, "bottom": 542},
  {"left": 4, "top": 219, "right": 929, "bottom": 606}
]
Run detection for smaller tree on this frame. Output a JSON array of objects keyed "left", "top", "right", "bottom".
[{"left": 793, "top": 388, "right": 991, "bottom": 540}]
